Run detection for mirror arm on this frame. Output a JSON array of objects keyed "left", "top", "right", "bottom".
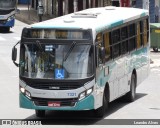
[
  {"left": 13, "top": 61, "right": 19, "bottom": 67},
  {"left": 14, "top": 41, "right": 20, "bottom": 47}
]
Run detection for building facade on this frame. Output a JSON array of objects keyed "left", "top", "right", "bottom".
[
  {"left": 30, "top": 0, "right": 159, "bottom": 23},
  {"left": 31, "top": 0, "right": 112, "bottom": 17}
]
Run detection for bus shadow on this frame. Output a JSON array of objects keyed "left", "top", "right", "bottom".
[
  {"left": 24, "top": 93, "right": 147, "bottom": 125},
  {"left": 0, "top": 29, "right": 13, "bottom": 34}
]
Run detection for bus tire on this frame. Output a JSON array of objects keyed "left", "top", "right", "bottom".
[
  {"left": 95, "top": 88, "right": 109, "bottom": 118},
  {"left": 4, "top": 27, "right": 10, "bottom": 33},
  {"left": 35, "top": 110, "right": 45, "bottom": 118},
  {"left": 125, "top": 74, "right": 136, "bottom": 102},
  {"left": 153, "top": 47, "right": 158, "bottom": 52}
]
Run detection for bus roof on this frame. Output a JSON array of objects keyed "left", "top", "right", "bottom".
[{"left": 31, "top": 6, "right": 149, "bottom": 33}]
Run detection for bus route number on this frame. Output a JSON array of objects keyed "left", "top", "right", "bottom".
[{"left": 67, "top": 93, "right": 76, "bottom": 97}]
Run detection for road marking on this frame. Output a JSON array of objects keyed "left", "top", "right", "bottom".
[
  {"left": 13, "top": 37, "right": 21, "bottom": 41},
  {"left": 0, "top": 36, "right": 6, "bottom": 41}
]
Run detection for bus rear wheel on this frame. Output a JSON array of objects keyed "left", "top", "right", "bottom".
[
  {"left": 35, "top": 110, "right": 45, "bottom": 118},
  {"left": 124, "top": 74, "right": 136, "bottom": 102}
]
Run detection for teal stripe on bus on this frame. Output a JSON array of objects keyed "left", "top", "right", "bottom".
[
  {"left": 19, "top": 92, "right": 95, "bottom": 110},
  {"left": 96, "top": 20, "right": 123, "bottom": 33},
  {"left": 140, "top": 12, "right": 146, "bottom": 17},
  {"left": 110, "top": 20, "right": 123, "bottom": 28}
]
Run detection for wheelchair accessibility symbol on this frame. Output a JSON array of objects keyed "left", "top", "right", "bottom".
[{"left": 55, "top": 69, "right": 65, "bottom": 79}]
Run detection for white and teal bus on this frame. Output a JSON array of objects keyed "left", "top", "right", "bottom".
[{"left": 12, "top": 6, "right": 150, "bottom": 117}]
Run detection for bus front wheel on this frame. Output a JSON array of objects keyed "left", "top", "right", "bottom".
[
  {"left": 95, "top": 88, "right": 109, "bottom": 118},
  {"left": 5, "top": 27, "right": 10, "bottom": 33},
  {"left": 125, "top": 74, "right": 136, "bottom": 102},
  {"left": 35, "top": 110, "right": 45, "bottom": 118}
]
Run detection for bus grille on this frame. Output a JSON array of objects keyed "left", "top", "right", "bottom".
[
  {"left": 28, "top": 82, "right": 82, "bottom": 90},
  {"left": 0, "top": 9, "right": 14, "bottom": 15},
  {"left": 32, "top": 97, "right": 78, "bottom": 107},
  {"left": 0, "top": 20, "right": 7, "bottom": 24}
]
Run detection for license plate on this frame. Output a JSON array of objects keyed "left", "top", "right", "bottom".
[{"left": 48, "top": 102, "right": 61, "bottom": 107}]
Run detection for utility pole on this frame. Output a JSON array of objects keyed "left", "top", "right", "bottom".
[
  {"left": 28, "top": 0, "right": 30, "bottom": 20},
  {"left": 83, "top": 0, "right": 86, "bottom": 9},
  {"left": 74, "top": 0, "right": 78, "bottom": 12},
  {"left": 64, "top": 0, "right": 69, "bottom": 15},
  {"left": 37, "top": 0, "right": 44, "bottom": 22}
]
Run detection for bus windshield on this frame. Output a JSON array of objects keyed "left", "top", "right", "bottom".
[
  {"left": 0, "top": 0, "right": 16, "bottom": 9},
  {"left": 20, "top": 43, "right": 93, "bottom": 80}
]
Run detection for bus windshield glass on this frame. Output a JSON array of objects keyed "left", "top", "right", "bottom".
[
  {"left": 20, "top": 43, "right": 93, "bottom": 79},
  {"left": 0, "top": 0, "right": 16, "bottom": 9}
]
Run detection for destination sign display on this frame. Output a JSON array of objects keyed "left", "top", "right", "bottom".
[{"left": 22, "top": 29, "right": 91, "bottom": 40}]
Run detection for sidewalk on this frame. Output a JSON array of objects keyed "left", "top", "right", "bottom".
[{"left": 15, "top": 5, "right": 54, "bottom": 25}]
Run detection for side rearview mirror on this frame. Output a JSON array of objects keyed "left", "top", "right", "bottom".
[
  {"left": 12, "top": 41, "right": 20, "bottom": 67},
  {"left": 12, "top": 47, "right": 17, "bottom": 61},
  {"left": 99, "top": 47, "right": 105, "bottom": 62},
  {"left": 15, "top": 9, "right": 20, "bottom": 14},
  {"left": 96, "top": 46, "right": 105, "bottom": 67}
]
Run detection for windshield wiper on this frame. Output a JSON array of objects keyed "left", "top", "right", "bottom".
[
  {"left": 36, "top": 41, "right": 44, "bottom": 52},
  {"left": 63, "top": 41, "right": 76, "bottom": 61}
]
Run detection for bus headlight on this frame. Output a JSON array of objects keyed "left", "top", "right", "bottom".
[
  {"left": 20, "top": 86, "right": 25, "bottom": 93},
  {"left": 25, "top": 90, "right": 31, "bottom": 99},
  {"left": 20, "top": 86, "right": 31, "bottom": 99},
  {"left": 86, "top": 88, "right": 93, "bottom": 95},
  {"left": 79, "top": 92, "right": 86, "bottom": 101},
  {"left": 79, "top": 87, "right": 93, "bottom": 101},
  {"left": 7, "top": 15, "right": 15, "bottom": 21}
]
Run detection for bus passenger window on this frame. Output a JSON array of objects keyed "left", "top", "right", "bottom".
[
  {"left": 96, "top": 33, "right": 104, "bottom": 66},
  {"left": 146, "top": 18, "right": 149, "bottom": 42},
  {"left": 96, "top": 33, "right": 103, "bottom": 43},
  {"left": 143, "top": 19, "right": 148, "bottom": 46},
  {"left": 96, "top": 44, "right": 105, "bottom": 66},
  {"left": 140, "top": 21, "right": 144, "bottom": 45},
  {"left": 104, "top": 32, "right": 111, "bottom": 61},
  {"left": 121, "top": 26, "right": 128, "bottom": 54},
  {"left": 111, "top": 29, "right": 120, "bottom": 58},
  {"left": 136, "top": 22, "right": 141, "bottom": 49},
  {"left": 128, "top": 24, "right": 136, "bottom": 51}
]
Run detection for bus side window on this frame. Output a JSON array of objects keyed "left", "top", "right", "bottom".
[
  {"left": 111, "top": 29, "right": 120, "bottom": 58},
  {"left": 121, "top": 26, "right": 128, "bottom": 54},
  {"left": 136, "top": 22, "right": 141, "bottom": 49},
  {"left": 140, "top": 21, "right": 144, "bottom": 45},
  {"left": 128, "top": 23, "right": 136, "bottom": 51},
  {"left": 103, "top": 32, "right": 111, "bottom": 61},
  {"left": 146, "top": 18, "right": 149, "bottom": 43},
  {"left": 143, "top": 19, "right": 148, "bottom": 46},
  {"left": 95, "top": 33, "right": 104, "bottom": 66}
]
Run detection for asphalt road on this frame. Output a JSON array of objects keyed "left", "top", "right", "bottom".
[{"left": 0, "top": 20, "right": 160, "bottom": 127}]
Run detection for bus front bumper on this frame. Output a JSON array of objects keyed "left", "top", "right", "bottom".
[
  {"left": 19, "top": 92, "right": 94, "bottom": 111},
  {"left": 0, "top": 19, "right": 15, "bottom": 27}
]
